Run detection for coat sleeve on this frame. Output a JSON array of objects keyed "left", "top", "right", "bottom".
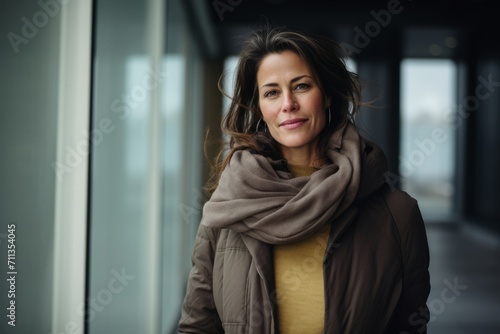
[
  {"left": 178, "top": 224, "right": 223, "bottom": 333},
  {"left": 384, "top": 189, "right": 431, "bottom": 334}
]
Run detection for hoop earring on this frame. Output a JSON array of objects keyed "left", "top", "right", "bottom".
[
  {"left": 328, "top": 107, "right": 331, "bottom": 127},
  {"left": 255, "top": 118, "right": 267, "bottom": 133}
]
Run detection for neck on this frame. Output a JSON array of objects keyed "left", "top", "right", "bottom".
[{"left": 282, "top": 147, "right": 324, "bottom": 168}]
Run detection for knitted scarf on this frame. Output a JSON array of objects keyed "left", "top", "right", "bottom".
[{"left": 201, "top": 123, "right": 385, "bottom": 244}]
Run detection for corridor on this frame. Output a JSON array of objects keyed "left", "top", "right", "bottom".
[
  {"left": 1, "top": 0, "right": 499, "bottom": 333},
  {"left": 426, "top": 223, "right": 500, "bottom": 333}
]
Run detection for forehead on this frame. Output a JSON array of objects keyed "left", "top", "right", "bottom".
[{"left": 257, "top": 50, "right": 313, "bottom": 82}]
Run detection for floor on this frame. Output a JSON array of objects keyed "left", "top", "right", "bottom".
[{"left": 425, "top": 223, "right": 500, "bottom": 334}]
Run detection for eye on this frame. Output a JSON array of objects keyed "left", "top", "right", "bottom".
[
  {"left": 294, "top": 83, "right": 310, "bottom": 91},
  {"left": 264, "top": 90, "right": 278, "bottom": 98}
]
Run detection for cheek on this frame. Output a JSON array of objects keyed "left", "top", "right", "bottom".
[
  {"left": 259, "top": 102, "right": 275, "bottom": 122},
  {"left": 258, "top": 100, "right": 265, "bottom": 116}
]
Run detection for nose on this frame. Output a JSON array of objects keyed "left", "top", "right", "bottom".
[{"left": 281, "top": 93, "right": 299, "bottom": 112}]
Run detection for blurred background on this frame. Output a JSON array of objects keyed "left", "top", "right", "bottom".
[{"left": 1, "top": 0, "right": 499, "bottom": 333}]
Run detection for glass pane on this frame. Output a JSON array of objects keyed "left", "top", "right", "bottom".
[
  {"left": 222, "top": 56, "right": 238, "bottom": 145},
  {"left": 400, "top": 59, "right": 457, "bottom": 220},
  {"left": 88, "top": 0, "right": 203, "bottom": 333},
  {"left": 222, "top": 56, "right": 238, "bottom": 110},
  {"left": 160, "top": 0, "right": 204, "bottom": 332},
  {"left": 88, "top": 1, "right": 153, "bottom": 331}
]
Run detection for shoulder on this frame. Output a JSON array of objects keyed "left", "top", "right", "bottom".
[
  {"left": 358, "top": 183, "right": 419, "bottom": 221},
  {"left": 381, "top": 184, "right": 420, "bottom": 223},
  {"left": 380, "top": 184, "right": 429, "bottom": 261},
  {"left": 354, "top": 184, "right": 423, "bottom": 250}
]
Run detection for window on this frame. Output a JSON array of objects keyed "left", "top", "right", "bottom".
[{"left": 400, "top": 59, "right": 457, "bottom": 221}]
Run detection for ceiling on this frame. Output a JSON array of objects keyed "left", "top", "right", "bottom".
[{"left": 197, "top": 0, "right": 499, "bottom": 58}]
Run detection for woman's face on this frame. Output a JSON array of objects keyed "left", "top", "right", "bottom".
[{"left": 257, "top": 50, "right": 328, "bottom": 165}]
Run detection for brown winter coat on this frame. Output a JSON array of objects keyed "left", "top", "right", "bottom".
[{"left": 178, "top": 127, "right": 430, "bottom": 333}]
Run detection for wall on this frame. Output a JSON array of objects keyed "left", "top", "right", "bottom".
[
  {"left": 0, "top": 1, "right": 92, "bottom": 333},
  {"left": 470, "top": 51, "right": 500, "bottom": 233}
]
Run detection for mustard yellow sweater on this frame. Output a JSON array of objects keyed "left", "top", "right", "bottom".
[{"left": 273, "top": 164, "right": 331, "bottom": 334}]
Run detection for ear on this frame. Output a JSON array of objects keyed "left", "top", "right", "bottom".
[{"left": 324, "top": 96, "right": 331, "bottom": 108}]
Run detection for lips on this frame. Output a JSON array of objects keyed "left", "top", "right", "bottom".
[{"left": 279, "top": 118, "right": 308, "bottom": 129}]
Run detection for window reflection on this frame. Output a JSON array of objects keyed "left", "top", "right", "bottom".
[{"left": 400, "top": 59, "right": 457, "bottom": 220}]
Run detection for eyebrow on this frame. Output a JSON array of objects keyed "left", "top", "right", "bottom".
[{"left": 260, "top": 75, "right": 313, "bottom": 89}]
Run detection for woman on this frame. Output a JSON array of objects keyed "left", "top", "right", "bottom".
[{"left": 178, "top": 26, "right": 430, "bottom": 334}]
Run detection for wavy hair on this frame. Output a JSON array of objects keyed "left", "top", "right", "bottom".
[{"left": 206, "top": 26, "right": 363, "bottom": 193}]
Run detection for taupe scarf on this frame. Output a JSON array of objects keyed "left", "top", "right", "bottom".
[{"left": 201, "top": 123, "right": 367, "bottom": 244}]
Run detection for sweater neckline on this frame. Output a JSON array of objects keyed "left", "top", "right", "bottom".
[{"left": 287, "top": 164, "right": 320, "bottom": 177}]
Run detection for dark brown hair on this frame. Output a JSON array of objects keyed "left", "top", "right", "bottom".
[{"left": 206, "top": 26, "right": 363, "bottom": 193}]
